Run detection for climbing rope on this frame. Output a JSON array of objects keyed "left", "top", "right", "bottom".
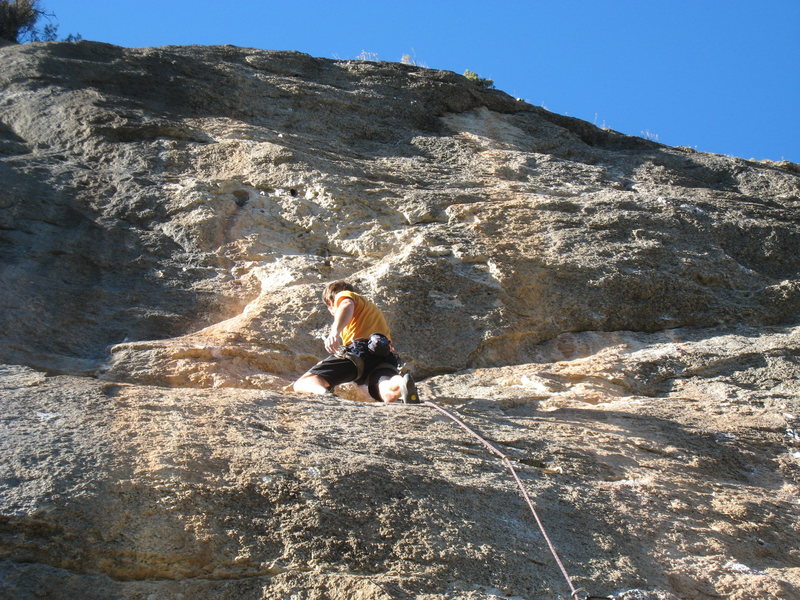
[{"left": 423, "top": 400, "right": 586, "bottom": 600}]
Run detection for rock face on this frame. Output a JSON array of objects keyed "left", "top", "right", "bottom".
[{"left": 1, "top": 41, "right": 799, "bottom": 600}]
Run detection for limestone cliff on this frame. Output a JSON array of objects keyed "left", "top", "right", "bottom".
[{"left": 1, "top": 41, "right": 798, "bottom": 600}]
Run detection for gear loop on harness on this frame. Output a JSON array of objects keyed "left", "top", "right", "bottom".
[{"left": 343, "top": 351, "right": 365, "bottom": 380}]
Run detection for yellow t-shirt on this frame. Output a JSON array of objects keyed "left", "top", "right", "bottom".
[{"left": 335, "top": 291, "right": 391, "bottom": 346}]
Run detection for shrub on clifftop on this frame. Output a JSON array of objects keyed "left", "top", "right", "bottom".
[
  {"left": 0, "top": 0, "right": 54, "bottom": 43},
  {"left": 463, "top": 68, "right": 495, "bottom": 89}
]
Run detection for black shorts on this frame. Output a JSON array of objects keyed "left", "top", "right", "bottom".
[{"left": 309, "top": 355, "right": 398, "bottom": 400}]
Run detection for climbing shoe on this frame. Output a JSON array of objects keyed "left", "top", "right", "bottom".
[{"left": 399, "top": 373, "right": 420, "bottom": 404}]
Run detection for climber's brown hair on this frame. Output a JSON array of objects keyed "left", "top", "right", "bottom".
[{"left": 322, "top": 280, "right": 356, "bottom": 306}]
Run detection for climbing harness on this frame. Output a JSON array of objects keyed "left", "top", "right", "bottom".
[
  {"left": 423, "top": 399, "right": 589, "bottom": 600},
  {"left": 338, "top": 334, "right": 400, "bottom": 383}
]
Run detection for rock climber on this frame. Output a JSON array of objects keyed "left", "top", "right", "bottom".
[{"left": 292, "top": 280, "right": 419, "bottom": 403}]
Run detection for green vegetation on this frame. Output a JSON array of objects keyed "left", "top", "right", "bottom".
[
  {"left": 0, "top": 0, "right": 81, "bottom": 44},
  {"left": 463, "top": 69, "right": 495, "bottom": 89},
  {"left": 1, "top": 0, "right": 51, "bottom": 43}
]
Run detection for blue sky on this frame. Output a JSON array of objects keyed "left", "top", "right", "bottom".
[{"left": 43, "top": 0, "right": 799, "bottom": 162}]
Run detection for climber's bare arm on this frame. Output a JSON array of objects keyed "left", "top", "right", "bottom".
[{"left": 324, "top": 297, "right": 354, "bottom": 354}]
